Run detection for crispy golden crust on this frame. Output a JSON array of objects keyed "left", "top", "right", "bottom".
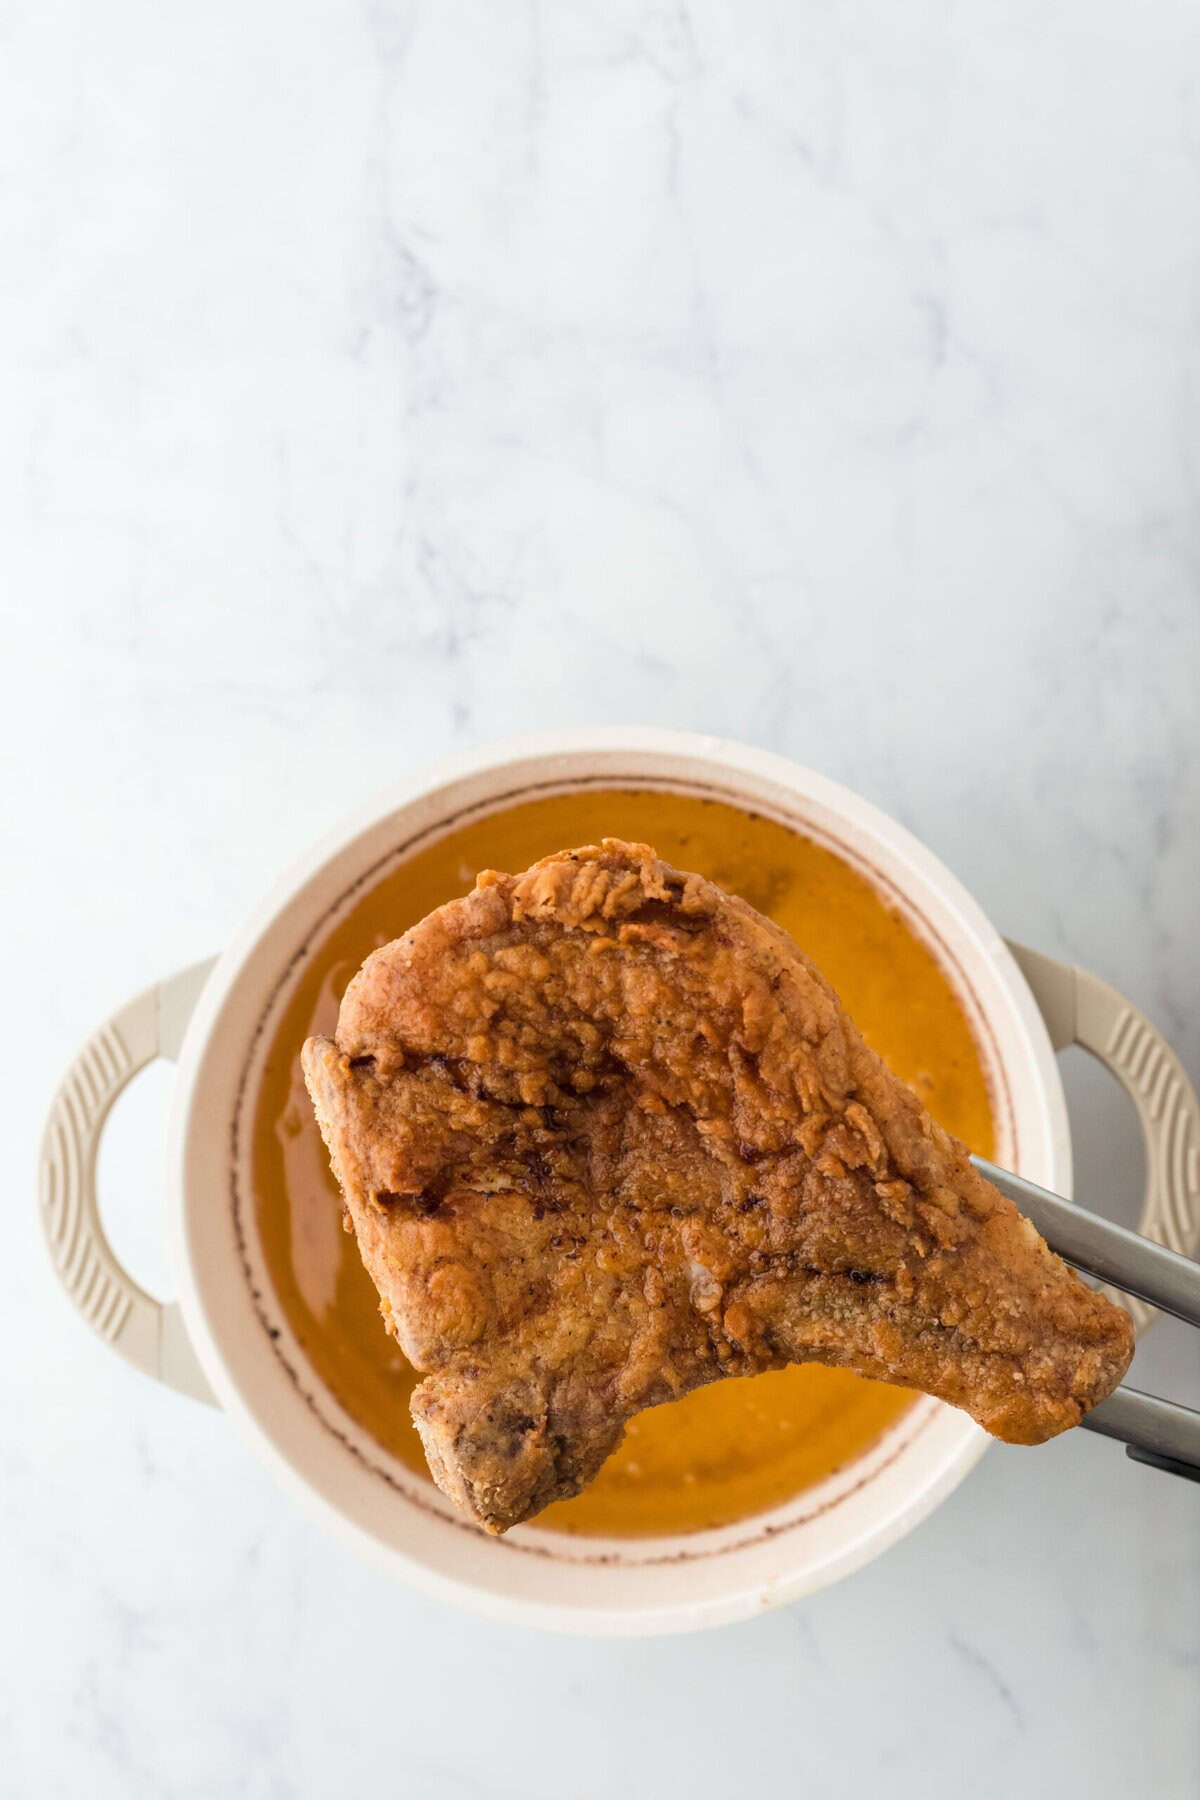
[{"left": 302, "top": 839, "right": 1133, "bottom": 1532}]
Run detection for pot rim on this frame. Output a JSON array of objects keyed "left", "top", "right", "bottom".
[{"left": 165, "top": 727, "right": 1071, "bottom": 1634}]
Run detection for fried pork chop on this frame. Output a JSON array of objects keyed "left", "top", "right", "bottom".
[{"left": 302, "top": 840, "right": 1133, "bottom": 1533}]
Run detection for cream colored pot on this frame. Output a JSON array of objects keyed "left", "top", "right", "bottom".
[{"left": 40, "top": 731, "right": 1200, "bottom": 1635}]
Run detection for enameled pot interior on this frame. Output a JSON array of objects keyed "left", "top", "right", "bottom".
[{"left": 172, "top": 740, "right": 1069, "bottom": 1628}]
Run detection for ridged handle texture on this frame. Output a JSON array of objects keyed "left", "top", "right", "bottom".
[
  {"left": 39, "top": 960, "right": 217, "bottom": 1401},
  {"left": 1009, "top": 943, "right": 1200, "bottom": 1332}
]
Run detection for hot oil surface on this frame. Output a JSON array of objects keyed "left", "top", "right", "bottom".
[{"left": 253, "top": 788, "right": 995, "bottom": 1538}]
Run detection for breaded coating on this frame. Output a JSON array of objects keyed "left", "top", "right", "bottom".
[{"left": 302, "top": 840, "right": 1133, "bottom": 1532}]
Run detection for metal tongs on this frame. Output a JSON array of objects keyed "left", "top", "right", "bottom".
[{"left": 973, "top": 1157, "right": 1200, "bottom": 1482}]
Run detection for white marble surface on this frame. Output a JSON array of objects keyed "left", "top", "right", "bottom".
[{"left": 5, "top": 1, "right": 1200, "bottom": 1793}]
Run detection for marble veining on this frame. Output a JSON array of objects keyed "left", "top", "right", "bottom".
[{"left": 4, "top": 1, "right": 1199, "bottom": 1794}]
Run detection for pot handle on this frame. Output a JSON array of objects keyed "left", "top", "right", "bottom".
[
  {"left": 1008, "top": 942, "right": 1200, "bottom": 1332},
  {"left": 39, "top": 959, "right": 219, "bottom": 1404}
]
